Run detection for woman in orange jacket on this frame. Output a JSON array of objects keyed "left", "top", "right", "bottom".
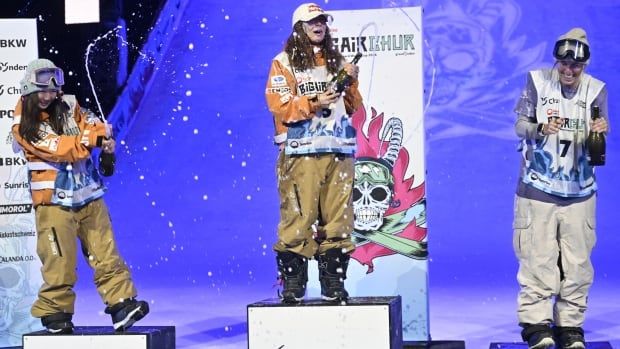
[
  {"left": 265, "top": 3, "right": 363, "bottom": 303},
  {"left": 12, "top": 58, "right": 148, "bottom": 334}
]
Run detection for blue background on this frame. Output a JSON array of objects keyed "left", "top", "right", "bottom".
[{"left": 101, "top": 0, "right": 620, "bottom": 289}]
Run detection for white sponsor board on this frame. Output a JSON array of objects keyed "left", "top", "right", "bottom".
[
  {"left": 309, "top": 7, "right": 429, "bottom": 341},
  {"left": 65, "top": 0, "right": 100, "bottom": 24},
  {"left": 0, "top": 18, "right": 43, "bottom": 346}
]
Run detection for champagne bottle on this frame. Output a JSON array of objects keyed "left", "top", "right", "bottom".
[
  {"left": 98, "top": 150, "right": 115, "bottom": 177},
  {"left": 84, "top": 108, "right": 116, "bottom": 176},
  {"left": 586, "top": 105, "right": 605, "bottom": 166},
  {"left": 322, "top": 52, "right": 362, "bottom": 117},
  {"left": 329, "top": 51, "right": 363, "bottom": 93}
]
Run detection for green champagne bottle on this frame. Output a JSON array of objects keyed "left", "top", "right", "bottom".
[
  {"left": 322, "top": 52, "right": 362, "bottom": 117},
  {"left": 329, "top": 52, "right": 363, "bottom": 93},
  {"left": 586, "top": 105, "right": 605, "bottom": 166},
  {"left": 98, "top": 150, "right": 115, "bottom": 177}
]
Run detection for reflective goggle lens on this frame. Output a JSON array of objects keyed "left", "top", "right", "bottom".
[
  {"left": 355, "top": 161, "right": 392, "bottom": 185},
  {"left": 31, "top": 67, "right": 65, "bottom": 87},
  {"left": 553, "top": 39, "right": 590, "bottom": 63}
]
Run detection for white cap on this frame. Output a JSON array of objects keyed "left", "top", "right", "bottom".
[
  {"left": 291, "top": 3, "right": 332, "bottom": 28},
  {"left": 557, "top": 27, "right": 589, "bottom": 46}
]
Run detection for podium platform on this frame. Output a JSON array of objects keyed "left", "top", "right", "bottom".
[
  {"left": 248, "top": 296, "right": 402, "bottom": 349},
  {"left": 404, "top": 340, "right": 465, "bottom": 348},
  {"left": 489, "top": 342, "right": 612, "bottom": 348},
  {"left": 22, "top": 326, "right": 175, "bottom": 349}
]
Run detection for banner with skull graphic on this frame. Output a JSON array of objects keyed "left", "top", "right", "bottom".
[
  {"left": 0, "top": 19, "right": 44, "bottom": 346},
  {"left": 328, "top": 7, "right": 428, "bottom": 341}
]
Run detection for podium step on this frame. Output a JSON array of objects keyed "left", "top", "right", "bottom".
[
  {"left": 248, "top": 296, "right": 402, "bottom": 349},
  {"left": 404, "top": 340, "right": 465, "bottom": 348},
  {"left": 22, "top": 326, "right": 175, "bottom": 349},
  {"left": 490, "top": 342, "right": 612, "bottom": 348}
]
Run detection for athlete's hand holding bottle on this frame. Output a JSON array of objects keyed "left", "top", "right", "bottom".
[{"left": 320, "top": 52, "right": 362, "bottom": 117}]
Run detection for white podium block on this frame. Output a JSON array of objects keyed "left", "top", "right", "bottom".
[
  {"left": 22, "top": 326, "right": 175, "bottom": 349},
  {"left": 489, "top": 342, "right": 612, "bottom": 349},
  {"left": 248, "top": 296, "right": 402, "bottom": 349}
]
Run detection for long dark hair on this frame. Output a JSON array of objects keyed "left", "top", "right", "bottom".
[
  {"left": 19, "top": 93, "right": 69, "bottom": 144},
  {"left": 284, "top": 21, "right": 343, "bottom": 75}
]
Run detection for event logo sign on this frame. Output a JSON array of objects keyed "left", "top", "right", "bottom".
[
  {"left": 0, "top": 18, "right": 42, "bottom": 347},
  {"left": 328, "top": 7, "right": 428, "bottom": 341}
]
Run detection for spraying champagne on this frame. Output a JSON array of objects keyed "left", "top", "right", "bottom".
[{"left": 85, "top": 108, "right": 115, "bottom": 176}]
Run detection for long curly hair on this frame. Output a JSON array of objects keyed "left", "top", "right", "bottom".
[
  {"left": 284, "top": 21, "right": 343, "bottom": 75},
  {"left": 19, "top": 93, "right": 69, "bottom": 144}
]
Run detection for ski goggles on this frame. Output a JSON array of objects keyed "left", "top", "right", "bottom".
[
  {"left": 553, "top": 39, "right": 590, "bottom": 63},
  {"left": 354, "top": 159, "right": 393, "bottom": 186},
  {"left": 30, "top": 67, "right": 65, "bottom": 87}
]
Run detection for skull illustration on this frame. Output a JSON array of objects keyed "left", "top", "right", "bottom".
[
  {"left": 353, "top": 159, "right": 394, "bottom": 231},
  {"left": 0, "top": 264, "right": 26, "bottom": 332}
]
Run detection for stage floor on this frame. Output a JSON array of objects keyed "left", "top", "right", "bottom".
[{"left": 68, "top": 279, "right": 620, "bottom": 349}]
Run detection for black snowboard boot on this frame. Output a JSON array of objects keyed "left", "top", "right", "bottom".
[
  {"left": 276, "top": 252, "right": 308, "bottom": 303},
  {"left": 105, "top": 298, "right": 150, "bottom": 332},
  {"left": 521, "top": 323, "right": 555, "bottom": 349},
  {"left": 317, "top": 249, "right": 350, "bottom": 302},
  {"left": 41, "top": 312, "right": 74, "bottom": 334},
  {"left": 553, "top": 326, "right": 585, "bottom": 349}
]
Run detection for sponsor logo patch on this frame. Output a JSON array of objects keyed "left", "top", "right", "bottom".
[
  {"left": 266, "top": 87, "right": 291, "bottom": 95},
  {"left": 49, "top": 137, "right": 60, "bottom": 152},
  {"left": 280, "top": 94, "right": 292, "bottom": 103},
  {"left": 271, "top": 75, "right": 287, "bottom": 87}
]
